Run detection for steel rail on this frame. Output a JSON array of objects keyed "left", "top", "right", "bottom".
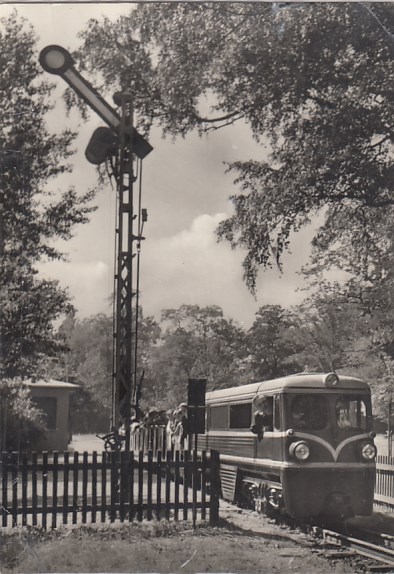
[
  {"left": 314, "top": 526, "right": 394, "bottom": 567},
  {"left": 344, "top": 525, "right": 394, "bottom": 550}
]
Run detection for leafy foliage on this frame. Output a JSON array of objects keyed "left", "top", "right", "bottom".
[
  {"left": 0, "top": 378, "right": 44, "bottom": 451},
  {"left": 246, "top": 305, "right": 304, "bottom": 380},
  {"left": 146, "top": 305, "right": 249, "bottom": 406},
  {"left": 55, "top": 310, "right": 161, "bottom": 432},
  {"left": 0, "top": 12, "right": 96, "bottom": 379},
  {"left": 76, "top": 3, "right": 393, "bottom": 291},
  {"left": 60, "top": 301, "right": 391, "bottom": 427},
  {"left": 73, "top": 3, "right": 393, "bottom": 420}
]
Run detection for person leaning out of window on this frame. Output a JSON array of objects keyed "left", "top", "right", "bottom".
[{"left": 250, "top": 395, "right": 274, "bottom": 441}]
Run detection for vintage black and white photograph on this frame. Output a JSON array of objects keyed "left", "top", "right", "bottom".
[{"left": 0, "top": 1, "right": 393, "bottom": 572}]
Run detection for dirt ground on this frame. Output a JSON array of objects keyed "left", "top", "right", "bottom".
[{"left": 1, "top": 501, "right": 361, "bottom": 573}]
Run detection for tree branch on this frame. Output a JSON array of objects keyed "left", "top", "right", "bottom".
[{"left": 191, "top": 110, "right": 243, "bottom": 124}]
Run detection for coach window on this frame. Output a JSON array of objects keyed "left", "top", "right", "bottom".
[
  {"left": 209, "top": 405, "right": 228, "bottom": 429},
  {"left": 273, "top": 395, "right": 281, "bottom": 430},
  {"left": 230, "top": 403, "right": 252, "bottom": 429}
]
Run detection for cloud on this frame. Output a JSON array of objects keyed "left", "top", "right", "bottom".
[
  {"left": 37, "top": 260, "right": 112, "bottom": 316},
  {"left": 140, "top": 213, "right": 307, "bottom": 327},
  {"left": 37, "top": 212, "right": 311, "bottom": 327}
]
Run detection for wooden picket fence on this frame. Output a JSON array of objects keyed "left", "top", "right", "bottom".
[
  {"left": 0, "top": 449, "right": 220, "bottom": 529},
  {"left": 374, "top": 454, "right": 394, "bottom": 510}
]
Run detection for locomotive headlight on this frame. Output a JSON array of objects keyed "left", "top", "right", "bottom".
[
  {"left": 324, "top": 372, "right": 339, "bottom": 387},
  {"left": 359, "top": 442, "right": 377, "bottom": 461},
  {"left": 289, "top": 441, "right": 310, "bottom": 461}
]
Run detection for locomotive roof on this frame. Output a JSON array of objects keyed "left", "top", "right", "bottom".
[{"left": 207, "top": 373, "right": 369, "bottom": 401}]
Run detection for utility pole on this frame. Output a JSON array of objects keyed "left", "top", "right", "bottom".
[{"left": 39, "top": 46, "right": 152, "bottom": 450}]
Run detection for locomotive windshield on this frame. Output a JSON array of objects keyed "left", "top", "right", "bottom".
[
  {"left": 336, "top": 396, "right": 367, "bottom": 430},
  {"left": 290, "top": 395, "right": 328, "bottom": 430}
]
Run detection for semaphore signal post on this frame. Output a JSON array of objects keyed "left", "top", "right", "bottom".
[{"left": 39, "top": 45, "right": 153, "bottom": 451}]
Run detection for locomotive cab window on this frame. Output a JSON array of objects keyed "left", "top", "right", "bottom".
[
  {"left": 290, "top": 395, "right": 328, "bottom": 430},
  {"left": 273, "top": 395, "right": 281, "bottom": 430},
  {"left": 336, "top": 396, "right": 368, "bottom": 430},
  {"left": 230, "top": 403, "right": 251, "bottom": 429}
]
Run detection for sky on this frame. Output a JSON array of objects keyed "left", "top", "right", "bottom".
[{"left": 1, "top": 2, "right": 314, "bottom": 329}]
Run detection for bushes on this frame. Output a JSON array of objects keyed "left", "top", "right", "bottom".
[{"left": 0, "top": 379, "right": 44, "bottom": 451}]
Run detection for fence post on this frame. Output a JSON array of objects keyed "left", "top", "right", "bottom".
[
  {"left": 119, "top": 450, "right": 128, "bottom": 522},
  {"left": 209, "top": 450, "right": 220, "bottom": 525},
  {"left": 147, "top": 451, "right": 153, "bottom": 521},
  {"left": 137, "top": 451, "right": 144, "bottom": 521},
  {"left": 52, "top": 452, "right": 59, "bottom": 529},
  {"left": 92, "top": 451, "right": 97, "bottom": 524},
  {"left": 40, "top": 452, "right": 49, "bottom": 529},
  {"left": 82, "top": 451, "right": 88, "bottom": 524},
  {"left": 110, "top": 450, "right": 120, "bottom": 523},
  {"left": 192, "top": 449, "right": 198, "bottom": 528},
  {"left": 63, "top": 451, "right": 69, "bottom": 525},
  {"left": 101, "top": 451, "right": 107, "bottom": 523},
  {"left": 32, "top": 452, "right": 38, "bottom": 527},
  {"left": 1, "top": 452, "right": 8, "bottom": 528},
  {"left": 21, "top": 452, "right": 28, "bottom": 527},
  {"left": 201, "top": 450, "right": 207, "bottom": 521}
]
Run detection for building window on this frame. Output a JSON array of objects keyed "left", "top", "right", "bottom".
[
  {"left": 209, "top": 405, "right": 228, "bottom": 429},
  {"left": 33, "top": 397, "right": 57, "bottom": 430},
  {"left": 230, "top": 403, "right": 252, "bottom": 429}
]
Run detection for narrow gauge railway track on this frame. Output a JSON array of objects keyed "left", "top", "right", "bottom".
[
  {"left": 257, "top": 509, "right": 394, "bottom": 571},
  {"left": 310, "top": 526, "right": 394, "bottom": 571},
  {"left": 342, "top": 526, "right": 394, "bottom": 551}
]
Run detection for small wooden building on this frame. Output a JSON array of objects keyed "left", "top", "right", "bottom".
[{"left": 27, "top": 379, "right": 78, "bottom": 451}]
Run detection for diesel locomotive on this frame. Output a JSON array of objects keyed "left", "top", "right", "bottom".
[{"left": 197, "top": 372, "right": 377, "bottom": 521}]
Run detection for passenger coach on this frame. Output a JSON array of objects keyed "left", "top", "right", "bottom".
[{"left": 197, "top": 372, "right": 376, "bottom": 521}]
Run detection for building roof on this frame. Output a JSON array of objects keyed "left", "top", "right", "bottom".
[
  {"left": 25, "top": 378, "right": 79, "bottom": 389},
  {"left": 207, "top": 373, "right": 370, "bottom": 403}
]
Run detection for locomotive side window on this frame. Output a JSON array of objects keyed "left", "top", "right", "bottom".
[
  {"left": 274, "top": 395, "right": 281, "bottom": 430},
  {"left": 336, "top": 397, "right": 367, "bottom": 430},
  {"left": 210, "top": 405, "right": 228, "bottom": 429},
  {"left": 291, "top": 395, "right": 328, "bottom": 430},
  {"left": 230, "top": 403, "right": 252, "bottom": 429}
]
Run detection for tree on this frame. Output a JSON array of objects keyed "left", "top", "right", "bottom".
[
  {"left": 55, "top": 310, "right": 161, "bottom": 432},
  {"left": 0, "top": 12, "right": 96, "bottom": 379},
  {"left": 144, "top": 305, "right": 249, "bottom": 407},
  {"left": 0, "top": 379, "right": 44, "bottom": 451},
  {"left": 76, "top": 3, "right": 393, "bottom": 291},
  {"left": 246, "top": 305, "right": 303, "bottom": 380},
  {"left": 57, "top": 313, "right": 113, "bottom": 432},
  {"left": 290, "top": 286, "right": 393, "bottom": 423}
]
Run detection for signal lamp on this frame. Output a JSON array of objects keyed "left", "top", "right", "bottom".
[{"left": 85, "top": 127, "right": 118, "bottom": 165}]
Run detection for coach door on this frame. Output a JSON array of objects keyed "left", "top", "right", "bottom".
[{"left": 254, "top": 395, "right": 281, "bottom": 460}]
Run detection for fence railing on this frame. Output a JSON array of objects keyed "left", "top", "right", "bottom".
[
  {"left": 0, "top": 449, "right": 220, "bottom": 529},
  {"left": 130, "top": 426, "right": 168, "bottom": 453},
  {"left": 375, "top": 454, "right": 394, "bottom": 509}
]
